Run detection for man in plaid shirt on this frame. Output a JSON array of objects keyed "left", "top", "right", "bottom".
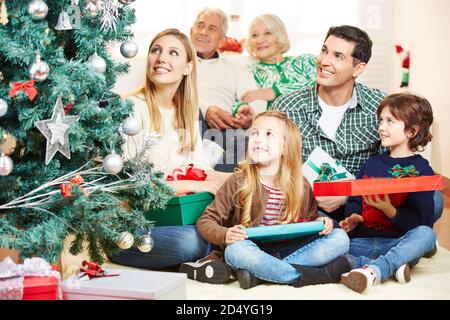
[{"left": 273, "top": 25, "right": 385, "bottom": 222}]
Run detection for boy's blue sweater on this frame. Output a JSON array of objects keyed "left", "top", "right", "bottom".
[{"left": 345, "top": 152, "right": 435, "bottom": 239}]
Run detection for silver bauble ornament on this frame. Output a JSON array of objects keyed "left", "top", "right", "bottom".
[
  {"left": 137, "top": 234, "right": 154, "bottom": 253},
  {"left": 28, "top": 0, "right": 49, "bottom": 20},
  {"left": 88, "top": 52, "right": 107, "bottom": 74},
  {"left": 120, "top": 40, "right": 138, "bottom": 58},
  {"left": 122, "top": 116, "right": 141, "bottom": 136},
  {"left": 103, "top": 150, "right": 123, "bottom": 174},
  {"left": 0, "top": 98, "right": 8, "bottom": 117},
  {"left": 118, "top": 0, "right": 136, "bottom": 5},
  {"left": 0, "top": 153, "right": 13, "bottom": 176},
  {"left": 116, "top": 231, "right": 134, "bottom": 250},
  {"left": 84, "top": 1, "right": 99, "bottom": 17},
  {"left": 29, "top": 55, "right": 50, "bottom": 82}
]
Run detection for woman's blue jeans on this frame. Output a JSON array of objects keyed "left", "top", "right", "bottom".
[
  {"left": 108, "top": 225, "right": 211, "bottom": 269},
  {"left": 347, "top": 225, "right": 436, "bottom": 282},
  {"left": 224, "top": 228, "right": 349, "bottom": 284}
]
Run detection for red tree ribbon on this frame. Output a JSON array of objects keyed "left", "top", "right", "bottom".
[
  {"left": 60, "top": 174, "right": 89, "bottom": 198},
  {"left": 64, "top": 103, "right": 74, "bottom": 114},
  {"left": 9, "top": 80, "right": 38, "bottom": 101},
  {"left": 79, "top": 260, "right": 119, "bottom": 280},
  {"left": 166, "top": 163, "right": 207, "bottom": 181}
]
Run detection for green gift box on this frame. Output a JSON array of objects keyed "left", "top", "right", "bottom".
[{"left": 145, "top": 192, "right": 214, "bottom": 226}]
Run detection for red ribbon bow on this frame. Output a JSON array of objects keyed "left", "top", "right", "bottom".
[
  {"left": 60, "top": 174, "right": 89, "bottom": 198},
  {"left": 79, "top": 260, "right": 119, "bottom": 280},
  {"left": 166, "top": 163, "right": 207, "bottom": 181},
  {"left": 9, "top": 80, "right": 38, "bottom": 101}
]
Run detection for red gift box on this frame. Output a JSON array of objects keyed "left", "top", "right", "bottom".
[
  {"left": 313, "top": 175, "right": 444, "bottom": 197},
  {"left": 22, "top": 276, "right": 59, "bottom": 300}
]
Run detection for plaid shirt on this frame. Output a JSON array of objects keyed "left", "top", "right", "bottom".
[{"left": 273, "top": 82, "right": 386, "bottom": 176}]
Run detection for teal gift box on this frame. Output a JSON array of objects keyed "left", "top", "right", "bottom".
[
  {"left": 245, "top": 221, "right": 324, "bottom": 242},
  {"left": 145, "top": 192, "right": 214, "bottom": 226}
]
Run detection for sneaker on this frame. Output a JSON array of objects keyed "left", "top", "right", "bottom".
[
  {"left": 341, "top": 267, "right": 377, "bottom": 294},
  {"left": 235, "top": 269, "right": 262, "bottom": 290},
  {"left": 179, "top": 260, "right": 231, "bottom": 284},
  {"left": 424, "top": 245, "right": 437, "bottom": 258},
  {"left": 393, "top": 264, "right": 411, "bottom": 284}
]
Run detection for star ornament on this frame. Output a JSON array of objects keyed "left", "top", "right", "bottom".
[{"left": 35, "top": 96, "right": 80, "bottom": 165}]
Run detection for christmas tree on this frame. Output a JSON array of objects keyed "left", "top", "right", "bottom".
[{"left": 0, "top": 0, "right": 174, "bottom": 263}]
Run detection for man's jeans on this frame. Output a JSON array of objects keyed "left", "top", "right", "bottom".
[
  {"left": 108, "top": 225, "right": 211, "bottom": 269},
  {"left": 434, "top": 190, "right": 444, "bottom": 222},
  {"left": 347, "top": 225, "right": 436, "bottom": 282},
  {"left": 224, "top": 228, "right": 349, "bottom": 284}
]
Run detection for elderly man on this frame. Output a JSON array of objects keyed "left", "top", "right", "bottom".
[{"left": 190, "top": 7, "right": 267, "bottom": 171}]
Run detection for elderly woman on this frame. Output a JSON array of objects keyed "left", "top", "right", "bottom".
[{"left": 239, "top": 14, "right": 316, "bottom": 110}]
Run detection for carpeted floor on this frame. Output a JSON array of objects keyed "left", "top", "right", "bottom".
[
  {"left": 62, "top": 243, "right": 450, "bottom": 300},
  {"left": 184, "top": 248, "right": 450, "bottom": 300}
]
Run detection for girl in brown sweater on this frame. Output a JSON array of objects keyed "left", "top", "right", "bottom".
[{"left": 181, "top": 110, "right": 351, "bottom": 288}]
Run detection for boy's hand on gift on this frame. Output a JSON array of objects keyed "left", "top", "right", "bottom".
[
  {"left": 363, "top": 194, "right": 397, "bottom": 218},
  {"left": 316, "top": 196, "right": 347, "bottom": 213},
  {"left": 339, "top": 213, "right": 363, "bottom": 233},
  {"left": 316, "top": 217, "right": 334, "bottom": 235},
  {"left": 225, "top": 224, "right": 248, "bottom": 244}
]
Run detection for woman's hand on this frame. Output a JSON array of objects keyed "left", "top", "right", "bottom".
[
  {"left": 363, "top": 194, "right": 397, "bottom": 218},
  {"left": 316, "top": 216, "right": 334, "bottom": 235},
  {"left": 241, "top": 88, "right": 276, "bottom": 103},
  {"left": 339, "top": 213, "right": 363, "bottom": 233},
  {"left": 225, "top": 224, "right": 248, "bottom": 244}
]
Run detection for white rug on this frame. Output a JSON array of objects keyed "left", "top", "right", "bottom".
[{"left": 62, "top": 245, "right": 450, "bottom": 300}]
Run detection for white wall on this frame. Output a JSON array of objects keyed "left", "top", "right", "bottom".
[
  {"left": 111, "top": 0, "right": 391, "bottom": 94},
  {"left": 390, "top": 0, "right": 450, "bottom": 177}
]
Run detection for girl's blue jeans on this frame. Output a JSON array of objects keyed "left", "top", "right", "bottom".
[{"left": 224, "top": 228, "right": 349, "bottom": 284}]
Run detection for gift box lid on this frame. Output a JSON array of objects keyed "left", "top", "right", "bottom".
[
  {"left": 167, "top": 192, "right": 214, "bottom": 205},
  {"left": 23, "top": 276, "right": 59, "bottom": 294},
  {"left": 313, "top": 175, "right": 444, "bottom": 196},
  {"left": 61, "top": 268, "right": 186, "bottom": 300},
  {"left": 245, "top": 221, "right": 324, "bottom": 242}
]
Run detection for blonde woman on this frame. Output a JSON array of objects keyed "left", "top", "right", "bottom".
[
  {"left": 123, "top": 28, "right": 228, "bottom": 193},
  {"left": 110, "top": 29, "right": 228, "bottom": 270},
  {"left": 180, "top": 111, "right": 350, "bottom": 288},
  {"left": 238, "top": 14, "right": 316, "bottom": 110}
]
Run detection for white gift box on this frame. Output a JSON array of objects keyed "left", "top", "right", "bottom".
[
  {"left": 61, "top": 268, "right": 186, "bottom": 300},
  {"left": 302, "top": 146, "right": 355, "bottom": 185}
]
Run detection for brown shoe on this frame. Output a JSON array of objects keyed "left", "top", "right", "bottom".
[
  {"left": 424, "top": 245, "right": 437, "bottom": 258},
  {"left": 341, "top": 267, "right": 377, "bottom": 294},
  {"left": 393, "top": 264, "right": 411, "bottom": 284},
  {"left": 236, "top": 269, "right": 262, "bottom": 290}
]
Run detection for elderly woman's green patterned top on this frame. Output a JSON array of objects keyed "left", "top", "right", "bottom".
[{"left": 251, "top": 54, "right": 317, "bottom": 108}]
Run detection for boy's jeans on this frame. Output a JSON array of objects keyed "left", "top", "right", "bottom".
[
  {"left": 348, "top": 225, "right": 436, "bottom": 282},
  {"left": 225, "top": 228, "right": 349, "bottom": 284}
]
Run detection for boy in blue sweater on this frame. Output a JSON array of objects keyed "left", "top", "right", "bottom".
[{"left": 339, "top": 93, "right": 437, "bottom": 294}]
